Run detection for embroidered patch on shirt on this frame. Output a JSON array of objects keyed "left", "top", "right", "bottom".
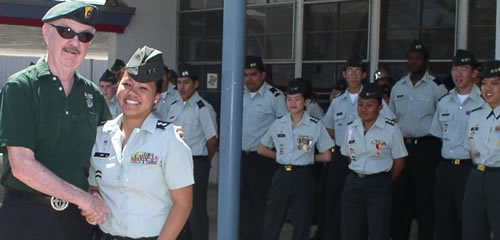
[{"left": 130, "top": 152, "right": 159, "bottom": 165}]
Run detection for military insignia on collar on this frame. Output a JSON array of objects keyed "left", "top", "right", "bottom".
[{"left": 84, "top": 92, "right": 93, "bottom": 108}]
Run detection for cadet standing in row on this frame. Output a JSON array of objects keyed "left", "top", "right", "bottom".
[
  {"left": 322, "top": 55, "right": 395, "bottom": 240},
  {"left": 240, "top": 56, "right": 288, "bottom": 240},
  {"left": 389, "top": 41, "right": 448, "bottom": 240},
  {"left": 341, "top": 83, "right": 407, "bottom": 240},
  {"left": 168, "top": 64, "right": 218, "bottom": 240},
  {"left": 99, "top": 69, "right": 122, "bottom": 118},
  {"left": 463, "top": 60, "right": 500, "bottom": 240},
  {"left": 153, "top": 65, "right": 180, "bottom": 121},
  {"left": 258, "top": 79, "right": 334, "bottom": 240},
  {"left": 429, "top": 49, "right": 484, "bottom": 240}
]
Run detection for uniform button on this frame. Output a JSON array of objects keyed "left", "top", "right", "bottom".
[
  {"left": 459, "top": 106, "right": 463, "bottom": 109},
  {"left": 58, "top": 87, "right": 63, "bottom": 91},
  {"left": 65, "top": 111, "right": 69, "bottom": 115},
  {"left": 52, "top": 77, "right": 57, "bottom": 81},
  {"left": 125, "top": 178, "right": 129, "bottom": 182}
]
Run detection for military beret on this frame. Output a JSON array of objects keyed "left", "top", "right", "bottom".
[
  {"left": 287, "top": 78, "right": 308, "bottom": 95},
  {"left": 245, "top": 56, "right": 265, "bottom": 71},
  {"left": 374, "top": 69, "right": 392, "bottom": 81},
  {"left": 178, "top": 64, "right": 198, "bottom": 81},
  {"left": 408, "top": 40, "right": 429, "bottom": 57},
  {"left": 452, "top": 49, "right": 478, "bottom": 67},
  {"left": 42, "top": 1, "right": 98, "bottom": 27},
  {"left": 346, "top": 55, "right": 364, "bottom": 69},
  {"left": 481, "top": 60, "right": 500, "bottom": 79},
  {"left": 359, "top": 82, "right": 383, "bottom": 99},
  {"left": 111, "top": 59, "right": 125, "bottom": 71},
  {"left": 126, "top": 46, "right": 165, "bottom": 83},
  {"left": 99, "top": 69, "right": 118, "bottom": 84}
]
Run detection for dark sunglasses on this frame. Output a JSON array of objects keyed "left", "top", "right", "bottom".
[{"left": 49, "top": 23, "right": 95, "bottom": 43}]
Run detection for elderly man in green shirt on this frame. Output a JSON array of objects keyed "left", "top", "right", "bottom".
[{"left": 0, "top": 2, "right": 111, "bottom": 240}]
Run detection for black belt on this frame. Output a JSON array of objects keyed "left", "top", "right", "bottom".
[
  {"left": 278, "top": 164, "right": 312, "bottom": 172},
  {"left": 442, "top": 158, "right": 472, "bottom": 166},
  {"left": 242, "top": 151, "right": 258, "bottom": 156},
  {"left": 101, "top": 232, "right": 156, "bottom": 240},
  {"left": 193, "top": 155, "right": 208, "bottom": 159},
  {"left": 404, "top": 136, "right": 436, "bottom": 145},
  {"left": 474, "top": 164, "right": 500, "bottom": 172},
  {"left": 7, "top": 188, "right": 53, "bottom": 204},
  {"left": 349, "top": 170, "right": 389, "bottom": 179}
]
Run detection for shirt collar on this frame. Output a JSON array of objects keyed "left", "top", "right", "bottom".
[
  {"left": 103, "top": 113, "right": 160, "bottom": 134},
  {"left": 450, "top": 84, "right": 482, "bottom": 103},
  {"left": 35, "top": 56, "right": 83, "bottom": 85},
  {"left": 186, "top": 91, "right": 201, "bottom": 105},
  {"left": 486, "top": 105, "right": 500, "bottom": 120},
  {"left": 402, "top": 71, "right": 432, "bottom": 86},
  {"left": 245, "top": 82, "right": 268, "bottom": 95}
]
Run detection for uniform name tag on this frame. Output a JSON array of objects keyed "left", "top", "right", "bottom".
[
  {"left": 396, "top": 94, "right": 404, "bottom": 98},
  {"left": 278, "top": 134, "right": 286, "bottom": 138},
  {"left": 348, "top": 140, "right": 355, "bottom": 144},
  {"left": 336, "top": 112, "right": 343, "bottom": 116},
  {"left": 131, "top": 152, "right": 159, "bottom": 165},
  {"left": 94, "top": 152, "right": 110, "bottom": 158},
  {"left": 441, "top": 113, "right": 450, "bottom": 117}
]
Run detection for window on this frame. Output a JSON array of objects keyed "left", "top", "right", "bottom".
[{"left": 468, "top": 0, "right": 497, "bottom": 60}]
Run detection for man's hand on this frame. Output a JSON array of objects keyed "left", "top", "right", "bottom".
[{"left": 79, "top": 192, "right": 110, "bottom": 225}]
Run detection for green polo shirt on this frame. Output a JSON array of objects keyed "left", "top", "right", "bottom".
[{"left": 0, "top": 56, "right": 111, "bottom": 193}]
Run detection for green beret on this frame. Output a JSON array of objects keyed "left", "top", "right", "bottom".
[
  {"left": 126, "top": 46, "right": 165, "bottom": 83},
  {"left": 178, "top": 64, "right": 198, "bottom": 81},
  {"left": 99, "top": 69, "right": 117, "bottom": 84},
  {"left": 359, "top": 82, "right": 383, "bottom": 99},
  {"left": 287, "top": 78, "right": 307, "bottom": 95},
  {"left": 453, "top": 49, "right": 477, "bottom": 67},
  {"left": 245, "top": 56, "right": 265, "bottom": 71},
  {"left": 481, "top": 60, "right": 500, "bottom": 79},
  {"left": 42, "top": 1, "right": 98, "bottom": 27}
]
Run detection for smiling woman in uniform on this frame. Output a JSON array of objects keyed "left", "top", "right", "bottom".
[{"left": 84, "top": 46, "right": 194, "bottom": 240}]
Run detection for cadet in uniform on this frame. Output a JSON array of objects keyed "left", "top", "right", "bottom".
[
  {"left": 168, "top": 64, "right": 218, "bottom": 240},
  {"left": 300, "top": 77, "right": 325, "bottom": 119},
  {"left": 322, "top": 55, "right": 395, "bottom": 240},
  {"left": 258, "top": 79, "right": 334, "bottom": 240},
  {"left": 340, "top": 83, "right": 407, "bottom": 240},
  {"left": 153, "top": 65, "right": 180, "bottom": 121},
  {"left": 389, "top": 41, "right": 448, "bottom": 240},
  {"left": 429, "top": 50, "right": 484, "bottom": 240},
  {"left": 110, "top": 59, "right": 126, "bottom": 81},
  {"left": 462, "top": 60, "right": 500, "bottom": 240},
  {"left": 0, "top": 2, "right": 111, "bottom": 239},
  {"left": 99, "top": 69, "right": 122, "bottom": 118},
  {"left": 88, "top": 46, "right": 194, "bottom": 240},
  {"left": 240, "top": 56, "right": 288, "bottom": 240}
]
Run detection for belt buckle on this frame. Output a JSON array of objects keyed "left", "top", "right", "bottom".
[
  {"left": 50, "top": 196, "right": 69, "bottom": 211},
  {"left": 453, "top": 159, "right": 461, "bottom": 165},
  {"left": 357, "top": 173, "right": 366, "bottom": 178},
  {"left": 284, "top": 165, "right": 293, "bottom": 171},
  {"left": 477, "top": 164, "right": 486, "bottom": 172}
]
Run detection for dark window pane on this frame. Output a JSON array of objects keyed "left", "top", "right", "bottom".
[
  {"left": 337, "top": 31, "right": 368, "bottom": 60},
  {"left": 205, "top": 11, "right": 223, "bottom": 36},
  {"left": 304, "top": 4, "right": 338, "bottom": 32},
  {"left": 380, "top": 29, "right": 419, "bottom": 59},
  {"left": 469, "top": 0, "right": 496, "bottom": 25},
  {"left": 302, "top": 63, "right": 336, "bottom": 90},
  {"left": 247, "top": 8, "right": 267, "bottom": 35},
  {"left": 469, "top": 26, "right": 496, "bottom": 60},
  {"left": 205, "top": 37, "right": 222, "bottom": 61},
  {"left": 179, "top": 13, "right": 204, "bottom": 37},
  {"left": 180, "top": 0, "right": 204, "bottom": 10},
  {"left": 422, "top": 0, "right": 455, "bottom": 28},
  {"left": 246, "top": 35, "right": 265, "bottom": 57},
  {"left": 266, "top": 34, "right": 293, "bottom": 59},
  {"left": 179, "top": 37, "right": 205, "bottom": 62},
  {"left": 338, "top": 1, "right": 369, "bottom": 30},
  {"left": 421, "top": 29, "right": 455, "bottom": 59},
  {"left": 266, "top": 64, "right": 294, "bottom": 89},
  {"left": 268, "top": 5, "right": 294, "bottom": 34},
  {"left": 206, "top": 0, "right": 223, "bottom": 9},
  {"left": 381, "top": 0, "right": 420, "bottom": 29},
  {"left": 303, "top": 32, "right": 337, "bottom": 60}
]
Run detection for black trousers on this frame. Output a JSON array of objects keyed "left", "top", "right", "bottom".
[
  {"left": 262, "top": 165, "right": 314, "bottom": 240},
  {"left": 391, "top": 136, "right": 441, "bottom": 240},
  {"left": 341, "top": 171, "right": 392, "bottom": 240},
  {"left": 0, "top": 191, "right": 94, "bottom": 240},
  {"left": 433, "top": 159, "right": 472, "bottom": 240},
  {"left": 239, "top": 152, "right": 277, "bottom": 240},
  {"left": 100, "top": 231, "right": 156, "bottom": 240},
  {"left": 462, "top": 168, "right": 500, "bottom": 240},
  {"left": 322, "top": 146, "right": 350, "bottom": 240},
  {"left": 178, "top": 156, "right": 210, "bottom": 240}
]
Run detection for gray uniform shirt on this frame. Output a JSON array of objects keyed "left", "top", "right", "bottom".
[
  {"left": 464, "top": 104, "right": 500, "bottom": 167},
  {"left": 167, "top": 92, "right": 218, "bottom": 156},
  {"left": 341, "top": 115, "right": 408, "bottom": 174},
  {"left": 389, "top": 71, "right": 448, "bottom": 137},
  {"left": 322, "top": 88, "right": 395, "bottom": 147},
  {"left": 108, "top": 95, "right": 122, "bottom": 119},
  {"left": 242, "top": 82, "right": 288, "bottom": 151},
  {"left": 89, "top": 113, "right": 194, "bottom": 238},
  {"left": 260, "top": 112, "right": 335, "bottom": 166},
  {"left": 430, "top": 85, "right": 484, "bottom": 159},
  {"left": 153, "top": 82, "right": 180, "bottom": 121},
  {"left": 305, "top": 99, "right": 325, "bottom": 119}
]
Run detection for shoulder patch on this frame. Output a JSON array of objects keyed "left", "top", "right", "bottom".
[
  {"left": 334, "top": 90, "right": 345, "bottom": 99},
  {"left": 269, "top": 87, "right": 281, "bottom": 97},
  {"left": 171, "top": 100, "right": 178, "bottom": 105},
  {"left": 156, "top": 120, "right": 170, "bottom": 129},
  {"left": 471, "top": 107, "right": 483, "bottom": 113},
  {"left": 438, "top": 92, "right": 449, "bottom": 102},
  {"left": 309, "top": 116, "right": 319, "bottom": 124},
  {"left": 197, "top": 100, "right": 205, "bottom": 109},
  {"left": 277, "top": 115, "right": 284, "bottom": 119},
  {"left": 384, "top": 118, "right": 396, "bottom": 126},
  {"left": 98, "top": 120, "right": 107, "bottom": 126},
  {"left": 433, "top": 78, "right": 443, "bottom": 86},
  {"left": 347, "top": 120, "right": 354, "bottom": 126}
]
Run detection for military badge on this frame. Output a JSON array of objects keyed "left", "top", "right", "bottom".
[
  {"left": 297, "top": 135, "right": 313, "bottom": 152},
  {"left": 371, "top": 140, "right": 386, "bottom": 156},
  {"left": 131, "top": 152, "right": 159, "bottom": 165},
  {"left": 84, "top": 6, "right": 94, "bottom": 19},
  {"left": 50, "top": 196, "right": 69, "bottom": 211},
  {"left": 279, "top": 144, "right": 284, "bottom": 155},
  {"left": 84, "top": 92, "right": 93, "bottom": 108}
]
